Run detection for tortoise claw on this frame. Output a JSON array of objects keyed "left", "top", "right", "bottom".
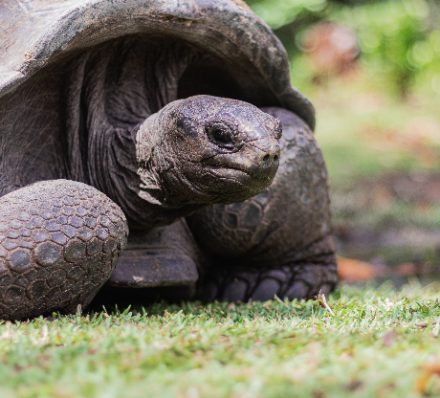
[{"left": 197, "top": 258, "right": 338, "bottom": 302}]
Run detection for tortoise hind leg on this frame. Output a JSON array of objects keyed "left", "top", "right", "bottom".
[
  {"left": 187, "top": 108, "right": 338, "bottom": 301},
  {"left": 0, "top": 180, "right": 128, "bottom": 320}
]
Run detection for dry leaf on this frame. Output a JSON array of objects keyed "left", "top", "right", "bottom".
[
  {"left": 337, "top": 256, "right": 375, "bottom": 282},
  {"left": 416, "top": 362, "right": 440, "bottom": 395}
]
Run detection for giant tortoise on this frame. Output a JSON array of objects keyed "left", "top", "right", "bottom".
[{"left": 0, "top": 0, "right": 337, "bottom": 320}]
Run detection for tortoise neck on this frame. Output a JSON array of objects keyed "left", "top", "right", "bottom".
[
  {"left": 90, "top": 123, "right": 201, "bottom": 231},
  {"left": 64, "top": 37, "right": 201, "bottom": 229}
]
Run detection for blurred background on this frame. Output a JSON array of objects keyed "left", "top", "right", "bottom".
[{"left": 246, "top": 0, "right": 440, "bottom": 283}]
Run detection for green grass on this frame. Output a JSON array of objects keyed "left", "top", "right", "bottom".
[{"left": 1, "top": 284, "right": 439, "bottom": 398}]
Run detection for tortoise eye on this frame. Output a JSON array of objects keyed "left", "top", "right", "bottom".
[{"left": 206, "top": 125, "right": 235, "bottom": 149}]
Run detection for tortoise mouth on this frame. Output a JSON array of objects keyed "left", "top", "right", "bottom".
[
  {"left": 206, "top": 161, "right": 277, "bottom": 180},
  {"left": 204, "top": 167, "right": 270, "bottom": 202},
  {"left": 205, "top": 160, "right": 278, "bottom": 193},
  {"left": 207, "top": 165, "right": 252, "bottom": 180}
]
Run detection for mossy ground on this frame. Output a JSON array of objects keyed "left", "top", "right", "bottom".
[{"left": 1, "top": 283, "right": 439, "bottom": 398}]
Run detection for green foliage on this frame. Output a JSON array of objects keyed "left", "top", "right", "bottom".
[
  {"left": 336, "top": 0, "right": 440, "bottom": 97},
  {"left": 247, "top": 0, "right": 332, "bottom": 55},
  {"left": 247, "top": 0, "right": 440, "bottom": 97},
  {"left": 247, "top": 0, "right": 328, "bottom": 30}
]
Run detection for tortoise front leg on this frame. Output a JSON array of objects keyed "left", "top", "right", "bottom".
[{"left": 0, "top": 180, "right": 128, "bottom": 320}]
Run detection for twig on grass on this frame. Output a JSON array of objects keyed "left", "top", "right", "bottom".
[{"left": 317, "top": 291, "right": 335, "bottom": 316}]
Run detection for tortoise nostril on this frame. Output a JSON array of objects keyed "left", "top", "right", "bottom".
[{"left": 261, "top": 148, "right": 280, "bottom": 166}]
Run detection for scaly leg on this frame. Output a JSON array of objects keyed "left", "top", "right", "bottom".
[{"left": 0, "top": 180, "right": 128, "bottom": 320}]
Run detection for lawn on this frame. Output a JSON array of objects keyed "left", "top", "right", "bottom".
[{"left": 0, "top": 284, "right": 439, "bottom": 398}]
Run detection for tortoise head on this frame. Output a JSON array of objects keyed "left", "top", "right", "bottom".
[{"left": 136, "top": 95, "right": 282, "bottom": 207}]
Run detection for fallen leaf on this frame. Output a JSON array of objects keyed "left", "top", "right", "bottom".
[
  {"left": 337, "top": 256, "right": 375, "bottom": 282},
  {"left": 416, "top": 361, "right": 440, "bottom": 395}
]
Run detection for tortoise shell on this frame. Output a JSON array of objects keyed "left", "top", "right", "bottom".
[{"left": 0, "top": 0, "right": 314, "bottom": 129}]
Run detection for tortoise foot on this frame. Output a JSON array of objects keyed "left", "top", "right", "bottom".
[
  {"left": 197, "top": 256, "right": 338, "bottom": 302},
  {"left": 0, "top": 180, "right": 128, "bottom": 320}
]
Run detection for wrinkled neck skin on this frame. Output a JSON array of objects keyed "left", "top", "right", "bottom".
[
  {"left": 136, "top": 103, "right": 186, "bottom": 208},
  {"left": 66, "top": 38, "right": 205, "bottom": 230},
  {"left": 95, "top": 119, "right": 202, "bottom": 230}
]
